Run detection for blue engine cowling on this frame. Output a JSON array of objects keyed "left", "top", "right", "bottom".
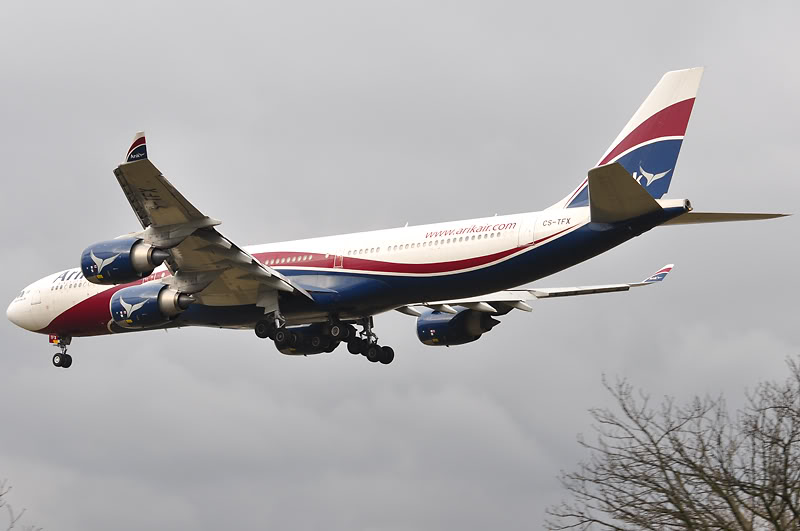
[
  {"left": 81, "top": 237, "right": 170, "bottom": 285},
  {"left": 110, "top": 282, "right": 194, "bottom": 329},
  {"left": 416, "top": 307, "right": 500, "bottom": 346}
]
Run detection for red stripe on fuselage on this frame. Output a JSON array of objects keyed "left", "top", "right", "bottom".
[
  {"left": 39, "top": 284, "right": 126, "bottom": 336},
  {"left": 42, "top": 227, "right": 583, "bottom": 336},
  {"left": 338, "top": 246, "right": 523, "bottom": 274}
]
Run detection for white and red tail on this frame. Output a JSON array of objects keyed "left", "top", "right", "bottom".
[{"left": 551, "top": 67, "right": 704, "bottom": 210}]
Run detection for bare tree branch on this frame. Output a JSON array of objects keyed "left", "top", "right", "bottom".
[
  {"left": 546, "top": 357, "right": 800, "bottom": 531},
  {"left": 0, "top": 479, "right": 40, "bottom": 531}
]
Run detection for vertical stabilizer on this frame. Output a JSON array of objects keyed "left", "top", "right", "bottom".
[{"left": 550, "top": 67, "right": 704, "bottom": 210}]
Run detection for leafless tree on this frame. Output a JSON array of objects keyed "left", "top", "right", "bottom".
[
  {"left": 546, "top": 358, "right": 800, "bottom": 530},
  {"left": 0, "top": 480, "right": 40, "bottom": 531}
]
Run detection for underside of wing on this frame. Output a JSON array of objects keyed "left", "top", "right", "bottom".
[{"left": 397, "top": 264, "right": 673, "bottom": 316}]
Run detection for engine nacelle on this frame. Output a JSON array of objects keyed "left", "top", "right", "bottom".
[
  {"left": 81, "top": 237, "right": 170, "bottom": 285},
  {"left": 110, "top": 283, "right": 194, "bottom": 329},
  {"left": 416, "top": 307, "right": 500, "bottom": 346},
  {"left": 275, "top": 324, "right": 336, "bottom": 356}
]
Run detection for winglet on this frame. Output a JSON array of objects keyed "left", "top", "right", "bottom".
[
  {"left": 125, "top": 131, "right": 148, "bottom": 162},
  {"left": 641, "top": 264, "right": 674, "bottom": 284}
]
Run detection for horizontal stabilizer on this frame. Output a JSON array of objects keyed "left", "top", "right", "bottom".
[
  {"left": 588, "top": 162, "right": 662, "bottom": 223},
  {"left": 661, "top": 212, "right": 789, "bottom": 225}
]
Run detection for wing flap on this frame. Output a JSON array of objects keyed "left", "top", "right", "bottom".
[
  {"left": 112, "top": 132, "right": 312, "bottom": 308},
  {"left": 114, "top": 158, "right": 206, "bottom": 229}
]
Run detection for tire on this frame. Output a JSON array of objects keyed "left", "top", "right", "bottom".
[
  {"left": 274, "top": 329, "right": 288, "bottom": 345},
  {"left": 379, "top": 346, "right": 394, "bottom": 365},
  {"left": 366, "top": 344, "right": 382, "bottom": 363},
  {"left": 347, "top": 338, "right": 363, "bottom": 355},
  {"left": 61, "top": 354, "right": 73, "bottom": 368},
  {"left": 328, "top": 324, "right": 343, "bottom": 339},
  {"left": 52, "top": 353, "right": 62, "bottom": 367},
  {"left": 254, "top": 320, "right": 271, "bottom": 339},
  {"left": 288, "top": 332, "right": 299, "bottom": 347},
  {"left": 311, "top": 335, "right": 322, "bottom": 348}
]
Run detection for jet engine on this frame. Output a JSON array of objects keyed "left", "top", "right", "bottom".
[
  {"left": 416, "top": 307, "right": 500, "bottom": 346},
  {"left": 110, "top": 282, "right": 194, "bottom": 329},
  {"left": 81, "top": 237, "right": 170, "bottom": 285}
]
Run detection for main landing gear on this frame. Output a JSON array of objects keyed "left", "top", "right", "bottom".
[
  {"left": 253, "top": 315, "right": 396, "bottom": 365},
  {"left": 50, "top": 334, "right": 73, "bottom": 369},
  {"left": 345, "top": 317, "right": 395, "bottom": 365}
]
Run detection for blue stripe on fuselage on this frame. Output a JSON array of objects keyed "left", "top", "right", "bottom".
[{"left": 172, "top": 206, "right": 686, "bottom": 328}]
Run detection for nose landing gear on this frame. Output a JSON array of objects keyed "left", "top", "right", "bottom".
[{"left": 49, "top": 334, "right": 73, "bottom": 368}]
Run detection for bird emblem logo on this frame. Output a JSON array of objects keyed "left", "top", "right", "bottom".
[
  {"left": 119, "top": 298, "right": 147, "bottom": 318},
  {"left": 633, "top": 165, "right": 671, "bottom": 187},
  {"left": 90, "top": 251, "right": 120, "bottom": 274}
]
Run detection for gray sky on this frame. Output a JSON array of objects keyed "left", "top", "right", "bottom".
[{"left": 1, "top": 1, "right": 798, "bottom": 529}]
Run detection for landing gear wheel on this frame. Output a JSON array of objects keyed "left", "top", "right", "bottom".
[
  {"left": 61, "top": 354, "right": 73, "bottom": 368},
  {"left": 328, "top": 324, "right": 344, "bottom": 339},
  {"left": 254, "top": 320, "right": 272, "bottom": 339},
  {"left": 52, "top": 353, "right": 62, "bottom": 367},
  {"left": 274, "top": 329, "right": 289, "bottom": 346},
  {"left": 365, "top": 344, "right": 382, "bottom": 363},
  {"left": 379, "top": 346, "right": 394, "bottom": 365},
  {"left": 348, "top": 338, "right": 364, "bottom": 355},
  {"left": 311, "top": 335, "right": 322, "bottom": 348}
]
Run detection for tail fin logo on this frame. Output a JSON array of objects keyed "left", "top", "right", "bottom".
[
  {"left": 126, "top": 133, "right": 147, "bottom": 162},
  {"left": 633, "top": 165, "right": 671, "bottom": 187}
]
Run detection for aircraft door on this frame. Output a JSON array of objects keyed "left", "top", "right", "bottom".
[
  {"left": 517, "top": 213, "right": 537, "bottom": 247},
  {"left": 30, "top": 289, "right": 41, "bottom": 305},
  {"left": 334, "top": 252, "right": 344, "bottom": 268}
]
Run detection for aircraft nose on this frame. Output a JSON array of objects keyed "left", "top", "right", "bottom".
[
  {"left": 7, "top": 298, "right": 35, "bottom": 331},
  {"left": 7, "top": 299, "right": 21, "bottom": 327}
]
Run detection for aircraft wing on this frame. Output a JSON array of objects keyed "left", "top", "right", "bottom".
[
  {"left": 113, "top": 132, "right": 311, "bottom": 307},
  {"left": 397, "top": 264, "right": 673, "bottom": 316}
]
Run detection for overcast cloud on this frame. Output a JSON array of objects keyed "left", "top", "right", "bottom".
[{"left": 1, "top": 1, "right": 798, "bottom": 529}]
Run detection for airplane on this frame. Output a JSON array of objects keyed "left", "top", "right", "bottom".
[{"left": 6, "top": 67, "right": 787, "bottom": 369}]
